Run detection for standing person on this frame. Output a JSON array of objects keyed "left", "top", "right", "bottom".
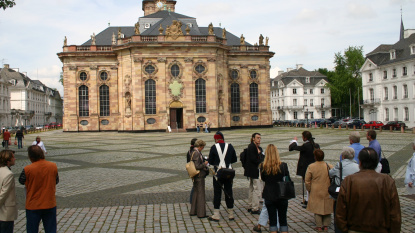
[
  {"left": 305, "top": 149, "right": 334, "bottom": 232},
  {"left": 336, "top": 147, "right": 401, "bottom": 232},
  {"left": 204, "top": 122, "right": 208, "bottom": 133},
  {"left": 404, "top": 139, "right": 415, "bottom": 195},
  {"left": 189, "top": 139, "right": 209, "bottom": 218},
  {"left": 19, "top": 145, "right": 59, "bottom": 233},
  {"left": 196, "top": 123, "right": 200, "bottom": 133},
  {"left": 260, "top": 144, "right": 289, "bottom": 233},
  {"left": 289, "top": 131, "right": 319, "bottom": 208},
  {"left": 244, "top": 133, "right": 263, "bottom": 214},
  {"left": 0, "top": 150, "right": 18, "bottom": 233},
  {"left": 187, "top": 138, "right": 197, "bottom": 203},
  {"left": 329, "top": 147, "right": 359, "bottom": 233},
  {"left": 207, "top": 132, "right": 237, "bottom": 222},
  {"left": 15, "top": 129, "right": 24, "bottom": 149},
  {"left": 366, "top": 130, "right": 382, "bottom": 173},
  {"left": 32, "top": 136, "right": 47, "bottom": 154},
  {"left": 348, "top": 132, "right": 364, "bottom": 162},
  {"left": 2, "top": 130, "right": 10, "bottom": 150}
]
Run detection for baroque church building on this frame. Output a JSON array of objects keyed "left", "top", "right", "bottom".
[{"left": 58, "top": 0, "right": 274, "bottom": 132}]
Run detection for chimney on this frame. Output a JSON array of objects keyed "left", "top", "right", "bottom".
[
  {"left": 278, "top": 71, "right": 284, "bottom": 76},
  {"left": 4, "top": 64, "right": 9, "bottom": 69},
  {"left": 296, "top": 64, "right": 303, "bottom": 69},
  {"left": 287, "top": 68, "right": 293, "bottom": 72}
]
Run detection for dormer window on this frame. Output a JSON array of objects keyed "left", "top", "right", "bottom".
[
  {"left": 383, "top": 71, "right": 387, "bottom": 79},
  {"left": 306, "top": 77, "right": 310, "bottom": 83},
  {"left": 410, "top": 44, "right": 415, "bottom": 55},
  {"left": 390, "top": 50, "right": 396, "bottom": 60}
]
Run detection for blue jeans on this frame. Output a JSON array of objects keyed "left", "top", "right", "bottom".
[
  {"left": 265, "top": 199, "right": 288, "bottom": 232},
  {"left": 0, "top": 221, "right": 14, "bottom": 233},
  {"left": 26, "top": 207, "right": 57, "bottom": 233},
  {"left": 197, "top": 126, "right": 200, "bottom": 133},
  {"left": 17, "top": 138, "right": 23, "bottom": 149},
  {"left": 258, "top": 200, "right": 279, "bottom": 228}
]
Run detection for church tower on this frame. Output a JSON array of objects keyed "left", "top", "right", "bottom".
[{"left": 142, "top": 0, "right": 176, "bottom": 16}]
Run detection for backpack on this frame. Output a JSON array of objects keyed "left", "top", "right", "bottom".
[{"left": 240, "top": 148, "right": 248, "bottom": 168}]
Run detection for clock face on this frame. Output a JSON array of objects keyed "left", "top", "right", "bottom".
[{"left": 156, "top": 1, "right": 164, "bottom": 9}]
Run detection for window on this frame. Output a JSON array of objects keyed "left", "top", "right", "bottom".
[
  {"left": 390, "top": 50, "right": 396, "bottom": 59},
  {"left": 393, "top": 69, "right": 397, "bottom": 77},
  {"left": 384, "top": 87, "right": 388, "bottom": 100},
  {"left": 310, "top": 112, "right": 314, "bottom": 119},
  {"left": 171, "top": 64, "right": 180, "bottom": 78},
  {"left": 394, "top": 108, "right": 398, "bottom": 121},
  {"left": 145, "top": 65, "right": 155, "bottom": 74},
  {"left": 403, "top": 85, "right": 408, "bottom": 98},
  {"left": 310, "top": 89, "right": 314, "bottom": 94},
  {"left": 385, "top": 108, "right": 389, "bottom": 121},
  {"left": 306, "top": 77, "right": 310, "bottom": 83},
  {"left": 404, "top": 107, "right": 409, "bottom": 121},
  {"left": 195, "top": 79, "right": 206, "bottom": 113},
  {"left": 393, "top": 86, "right": 397, "bottom": 99},
  {"left": 195, "top": 64, "right": 205, "bottom": 74},
  {"left": 293, "top": 89, "right": 297, "bottom": 94},
  {"left": 321, "top": 111, "right": 325, "bottom": 119},
  {"left": 321, "top": 88, "right": 325, "bottom": 94},
  {"left": 369, "top": 73, "right": 373, "bottom": 82},
  {"left": 231, "top": 83, "right": 240, "bottom": 113},
  {"left": 403, "top": 67, "right": 407, "bottom": 76},
  {"left": 304, "top": 99, "right": 308, "bottom": 106},
  {"left": 321, "top": 98, "right": 325, "bottom": 106},
  {"left": 79, "top": 85, "right": 89, "bottom": 117},
  {"left": 293, "top": 111, "right": 297, "bottom": 119},
  {"left": 100, "top": 72, "right": 108, "bottom": 81},
  {"left": 304, "top": 90, "right": 307, "bottom": 94},
  {"left": 310, "top": 99, "right": 314, "bottom": 106},
  {"left": 145, "top": 79, "right": 156, "bottom": 114},
  {"left": 250, "top": 70, "right": 257, "bottom": 79},
  {"left": 250, "top": 83, "right": 259, "bottom": 113},
  {"left": 80, "top": 72, "right": 87, "bottom": 81},
  {"left": 412, "top": 45, "right": 415, "bottom": 54},
  {"left": 281, "top": 89, "right": 284, "bottom": 96},
  {"left": 383, "top": 71, "right": 388, "bottom": 79},
  {"left": 369, "top": 89, "right": 374, "bottom": 101},
  {"left": 231, "top": 70, "right": 238, "bottom": 80},
  {"left": 293, "top": 99, "right": 297, "bottom": 106},
  {"left": 99, "top": 85, "right": 110, "bottom": 116}
]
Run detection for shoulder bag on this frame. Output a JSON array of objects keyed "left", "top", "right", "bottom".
[
  {"left": 215, "top": 143, "right": 235, "bottom": 183},
  {"left": 380, "top": 151, "right": 390, "bottom": 174},
  {"left": 275, "top": 163, "right": 296, "bottom": 199},
  {"left": 185, "top": 152, "right": 200, "bottom": 178},
  {"left": 327, "top": 161, "right": 342, "bottom": 199}
]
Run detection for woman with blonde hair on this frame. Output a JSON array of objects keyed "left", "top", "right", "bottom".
[
  {"left": 260, "top": 144, "right": 289, "bottom": 233},
  {"left": 189, "top": 139, "right": 209, "bottom": 218}
]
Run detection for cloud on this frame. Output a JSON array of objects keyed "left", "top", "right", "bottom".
[
  {"left": 293, "top": 8, "right": 320, "bottom": 23},
  {"left": 346, "top": 3, "right": 377, "bottom": 19}
]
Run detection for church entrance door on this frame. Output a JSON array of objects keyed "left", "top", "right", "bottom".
[{"left": 170, "top": 108, "right": 183, "bottom": 129}]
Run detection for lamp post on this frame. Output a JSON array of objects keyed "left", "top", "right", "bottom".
[{"left": 306, "top": 108, "right": 308, "bottom": 126}]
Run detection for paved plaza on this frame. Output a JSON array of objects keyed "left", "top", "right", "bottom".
[{"left": 9, "top": 127, "right": 415, "bottom": 232}]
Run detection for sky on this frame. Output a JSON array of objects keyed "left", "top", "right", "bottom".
[{"left": 1, "top": 0, "right": 415, "bottom": 96}]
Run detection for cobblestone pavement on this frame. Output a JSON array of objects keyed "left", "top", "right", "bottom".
[{"left": 9, "top": 127, "right": 415, "bottom": 232}]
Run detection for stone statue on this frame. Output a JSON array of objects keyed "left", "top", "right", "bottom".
[
  {"left": 208, "top": 23, "right": 214, "bottom": 35},
  {"left": 222, "top": 28, "right": 226, "bottom": 39},
  {"left": 185, "top": 24, "right": 190, "bottom": 35},
  {"left": 91, "top": 33, "right": 96, "bottom": 45},
  {"left": 259, "top": 34, "right": 264, "bottom": 46},
  {"left": 118, "top": 28, "right": 122, "bottom": 39},
  {"left": 112, "top": 33, "right": 116, "bottom": 45},
  {"left": 63, "top": 36, "right": 67, "bottom": 46},
  {"left": 159, "top": 24, "right": 164, "bottom": 35},
  {"left": 240, "top": 34, "right": 245, "bottom": 45},
  {"left": 125, "top": 92, "right": 132, "bottom": 113},
  {"left": 266, "top": 37, "right": 269, "bottom": 46},
  {"left": 135, "top": 22, "right": 140, "bottom": 35}
]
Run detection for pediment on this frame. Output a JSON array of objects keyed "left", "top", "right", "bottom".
[
  {"left": 287, "top": 79, "right": 303, "bottom": 87},
  {"left": 360, "top": 59, "right": 377, "bottom": 72}
]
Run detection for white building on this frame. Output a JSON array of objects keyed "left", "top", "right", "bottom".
[
  {"left": 0, "top": 64, "right": 63, "bottom": 127},
  {"left": 0, "top": 65, "right": 12, "bottom": 127},
  {"left": 270, "top": 65, "right": 332, "bottom": 121},
  {"left": 360, "top": 20, "right": 415, "bottom": 128}
]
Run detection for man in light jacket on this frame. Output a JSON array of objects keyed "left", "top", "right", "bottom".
[{"left": 0, "top": 150, "right": 18, "bottom": 233}]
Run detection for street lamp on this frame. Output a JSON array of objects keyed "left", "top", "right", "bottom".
[{"left": 306, "top": 108, "right": 308, "bottom": 126}]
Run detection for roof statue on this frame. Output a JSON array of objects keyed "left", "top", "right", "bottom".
[
  {"left": 91, "top": 33, "right": 96, "bottom": 45},
  {"left": 240, "top": 34, "right": 245, "bottom": 45},
  {"left": 112, "top": 33, "right": 116, "bottom": 45},
  {"left": 185, "top": 24, "right": 190, "bottom": 35},
  {"left": 165, "top": 20, "right": 183, "bottom": 39},
  {"left": 208, "top": 23, "right": 214, "bottom": 35},
  {"left": 259, "top": 34, "right": 264, "bottom": 46},
  {"left": 159, "top": 24, "right": 164, "bottom": 35},
  {"left": 266, "top": 37, "right": 269, "bottom": 46},
  {"left": 118, "top": 28, "right": 122, "bottom": 39},
  {"left": 222, "top": 28, "right": 226, "bottom": 39},
  {"left": 135, "top": 22, "right": 140, "bottom": 35},
  {"left": 63, "top": 36, "right": 67, "bottom": 46}
]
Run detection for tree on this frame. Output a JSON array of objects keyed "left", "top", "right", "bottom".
[
  {"left": 324, "top": 46, "right": 365, "bottom": 118},
  {"left": 0, "top": 0, "right": 16, "bottom": 10},
  {"left": 59, "top": 72, "right": 63, "bottom": 86}
]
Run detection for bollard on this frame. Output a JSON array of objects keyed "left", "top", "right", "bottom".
[
  {"left": 339, "top": 125, "right": 342, "bottom": 130},
  {"left": 326, "top": 124, "right": 328, "bottom": 129},
  {"left": 390, "top": 126, "right": 393, "bottom": 132},
  {"left": 401, "top": 127, "right": 404, "bottom": 133},
  {"left": 379, "top": 127, "right": 382, "bottom": 132},
  {"left": 353, "top": 125, "right": 356, "bottom": 130},
  {"left": 361, "top": 126, "right": 364, "bottom": 131},
  {"left": 332, "top": 125, "right": 334, "bottom": 129},
  {"left": 370, "top": 126, "right": 373, "bottom": 130},
  {"left": 412, "top": 127, "right": 415, "bottom": 134}
]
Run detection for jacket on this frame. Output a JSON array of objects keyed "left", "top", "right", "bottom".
[
  {"left": 305, "top": 161, "right": 334, "bottom": 215},
  {"left": 243, "top": 142, "right": 263, "bottom": 179},
  {"left": 289, "top": 141, "right": 318, "bottom": 177},
  {"left": 336, "top": 170, "right": 401, "bottom": 233},
  {"left": 0, "top": 166, "right": 18, "bottom": 221},
  {"left": 261, "top": 162, "right": 289, "bottom": 201},
  {"left": 208, "top": 142, "right": 237, "bottom": 172},
  {"left": 192, "top": 149, "right": 209, "bottom": 179},
  {"left": 329, "top": 159, "right": 360, "bottom": 185}
]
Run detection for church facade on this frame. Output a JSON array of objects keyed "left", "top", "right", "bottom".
[{"left": 58, "top": 0, "right": 274, "bottom": 132}]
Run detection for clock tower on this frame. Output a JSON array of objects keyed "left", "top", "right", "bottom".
[{"left": 142, "top": 0, "right": 177, "bottom": 16}]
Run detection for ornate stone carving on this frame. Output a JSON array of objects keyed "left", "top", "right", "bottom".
[
  {"left": 68, "top": 66, "right": 77, "bottom": 71},
  {"left": 184, "top": 57, "right": 193, "bottom": 63},
  {"left": 259, "top": 65, "right": 267, "bottom": 69},
  {"left": 64, "top": 36, "right": 67, "bottom": 46},
  {"left": 208, "top": 23, "right": 214, "bottom": 35},
  {"left": 159, "top": 24, "right": 164, "bottom": 35},
  {"left": 168, "top": 80, "right": 184, "bottom": 101},
  {"left": 165, "top": 20, "right": 183, "bottom": 39},
  {"left": 89, "top": 66, "right": 98, "bottom": 70},
  {"left": 118, "top": 28, "right": 122, "bottom": 39},
  {"left": 240, "top": 34, "right": 245, "bottom": 45},
  {"left": 91, "top": 33, "right": 96, "bottom": 45},
  {"left": 112, "top": 33, "right": 116, "bottom": 45},
  {"left": 207, "top": 57, "right": 216, "bottom": 62},
  {"left": 222, "top": 28, "right": 226, "bottom": 39},
  {"left": 125, "top": 92, "right": 132, "bottom": 115},
  {"left": 259, "top": 34, "right": 264, "bottom": 46},
  {"left": 266, "top": 37, "right": 269, "bottom": 46},
  {"left": 185, "top": 25, "right": 190, "bottom": 35},
  {"left": 157, "top": 57, "right": 166, "bottom": 63},
  {"left": 110, "top": 66, "right": 118, "bottom": 70},
  {"left": 133, "top": 57, "right": 143, "bottom": 63},
  {"left": 135, "top": 22, "right": 140, "bottom": 35},
  {"left": 240, "top": 64, "right": 248, "bottom": 68},
  {"left": 124, "top": 75, "right": 132, "bottom": 92}
]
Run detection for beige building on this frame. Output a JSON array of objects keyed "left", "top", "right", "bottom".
[{"left": 58, "top": 0, "right": 274, "bottom": 132}]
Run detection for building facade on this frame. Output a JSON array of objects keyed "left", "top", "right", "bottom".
[
  {"left": 360, "top": 20, "right": 415, "bottom": 128},
  {"left": 270, "top": 65, "right": 332, "bottom": 121},
  {"left": 58, "top": 0, "right": 274, "bottom": 132}
]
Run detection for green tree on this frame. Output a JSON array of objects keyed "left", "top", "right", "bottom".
[
  {"left": 0, "top": 0, "right": 16, "bottom": 10},
  {"left": 324, "top": 46, "right": 365, "bottom": 118},
  {"left": 59, "top": 72, "right": 63, "bottom": 86}
]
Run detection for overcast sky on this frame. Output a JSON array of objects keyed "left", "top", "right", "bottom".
[{"left": 1, "top": 0, "right": 414, "bottom": 95}]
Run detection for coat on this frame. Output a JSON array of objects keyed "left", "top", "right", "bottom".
[
  {"left": 0, "top": 166, "right": 18, "bottom": 221},
  {"left": 289, "top": 141, "right": 318, "bottom": 178},
  {"left": 192, "top": 149, "right": 208, "bottom": 178},
  {"left": 336, "top": 170, "right": 401, "bottom": 233},
  {"left": 243, "top": 142, "right": 263, "bottom": 179},
  {"left": 305, "top": 161, "right": 334, "bottom": 215},
  {"left": 329, "top": 159, "right": 360, "bottom": 185},
  {"left": 261, "top": 162, "right": 289, "bottom": 201}
]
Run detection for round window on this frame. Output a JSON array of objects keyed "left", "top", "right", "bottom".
[
  {"left": 195, "top": 64, "right": 205, "bottom": 74},
  {"left": 100, "top": 72, "right": 108, "bottom": 81},
  {"left": 232, "top": 116, "right": 240, "bottom": 122},
  {"left": 145, "top": 65, "right": 155, "bottom": 74},
  {"left": 101, "top": 120, "right": 109, "bottom": 125},
  {"left": 231, "top": 70, "right": 238, "bottom": 79},
  {"left": 80, "top": 72, "right": 87, "bottom": 81},
  {"left": 171, "top": 64, "right": 180, "bottom": 77},
  {"left": 250, "top": 70, "right": 257, "bottom": 79},
  {"left": 251, "top": 115, "right": 259, "bottom": 121},
  {"left": 80, "top": 120, "right": 89, "bottom": 126},
  {"left": 197, "top": 116, "right": 206, "bottom": 123},
  {"left": 147, "top": 118, "right": 156, "bottom": 124}
]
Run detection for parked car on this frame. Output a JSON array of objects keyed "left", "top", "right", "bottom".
[
  {"left": 25, "top": 125, "right": 34, "bottom": 131},
  {"left": 57, "top": 123, "right": 62, "bottom": 127},
  {"left": 363, "top": 121, "right": 384, "bottom": 129},
  {"left": 43, "top": 124, "right": 50, "bottom": 129},
  {"left": 346, "top": 119, "right": 366, "bottom": 129},
  {"left": 35, "top": 125, "right": 44, "bottom": 130},
  {"left": 318, "top": 119, "right": 332, "bottom": 127},
  {"left": 49, "top": 122, "right": 57, "bottom": 128},
  {"left": 381, "top": 121, "right": 406, "bottom": 130}
]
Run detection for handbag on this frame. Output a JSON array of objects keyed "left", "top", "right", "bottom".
[
  {"left": 380, "top": 152, "right": 390, "bottom": 174},
  {"left": 14, "top": 139, "right": 17, "bottom": 145},
  {"left": 185, "top": 152, "right": 200, "bottom": 178},
  {"left": 215, "top": 143, "right": 235, "bottom": 183},
  {"left": 327, "top": 161, "right": 342, "bottom": 199},
  {"left": 275, "top": 163, "right": 296, "bottom": 199}
]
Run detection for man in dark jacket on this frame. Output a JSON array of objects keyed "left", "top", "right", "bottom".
[
  {"left": 243, "top": 133, "right": 263, "bottom": 214},
  {"left": 208, "top": 132, "right": 237, "bottom": 222},
  {"left": 15, "top": 129, "right": 24, "bottom": 149}
]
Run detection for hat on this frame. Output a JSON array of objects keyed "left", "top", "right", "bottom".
[{"left": 214, "top": 131, "right": 225, "bottom": 141}]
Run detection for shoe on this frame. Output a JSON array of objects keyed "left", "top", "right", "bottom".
[
  {"left": 253, "top": 225, "right": 262, "bottom": 232},
  {"left": 247, "top": 208, "right": 252, "bottom": 213},
  {"left": 208, "top": 216, "right": 219, "bottom": 222},
  {"left": 314, "top": 227, "right": 323, "bottom": 232},
  {"left": 322, "top": 226, "right": 328, "bottom": 232},
  {"left": 250, "top": 209, "right": 261, "bottom": 215},
  {"left": 198, "top": 216, "right": 208, "bottom": 219},
  {"left": 302, "top": 201, "right": 308, "bottom": 208}
]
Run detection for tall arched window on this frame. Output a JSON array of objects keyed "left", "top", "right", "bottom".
[
  {"left": 99, "top": 85, "right": 110, "bottom": 116},
  {"left": 250, "top": 83, "right": 259, "bottom": 112},
  {"left": 231, "top": 83, "right": 240, "bottom": 113},
  {"left": 79, "top": 85, "right": 89, "bottom": 116},
  {"left": 195, "top": 78, "right": 206, "bottom": 113},
  {"left": 145, "top": 79, "right": 156, "bottom": 114}
]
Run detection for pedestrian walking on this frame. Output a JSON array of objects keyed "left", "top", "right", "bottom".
[
  {"left": 2, "top": 130, "right": 10, "bottom": 150},
  {"left": 404, "top": 139, "right": 415, "bottom": 195},
  {"left": 366, "top": 130, "right": 383, "bottom": 173},
  {"left": 0, "top": 150, "right": 18, "bottom": 233},
  {"left": 32, "top": 136, "right": 47, "bottom": 154},
  {"left": 15, "top": 129, "right": 24, "bottom": 149}
]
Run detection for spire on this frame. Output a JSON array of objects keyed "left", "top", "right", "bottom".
[{"left": 400, "top": 7, "right": 404, "bottom": 40}]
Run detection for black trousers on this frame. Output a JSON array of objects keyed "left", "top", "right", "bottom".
[{"left": 213, "top": 177, "right": 234, "bottom": 209}]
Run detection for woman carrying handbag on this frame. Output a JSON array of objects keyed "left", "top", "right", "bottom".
[{"left": 189, "top": 140, "right": 209, "bottom": 218}]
